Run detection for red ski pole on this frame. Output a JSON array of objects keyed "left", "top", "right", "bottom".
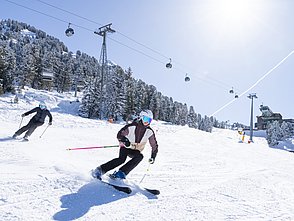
[{"left": 66, "top": 145, "right": 119, "bottom": 151}]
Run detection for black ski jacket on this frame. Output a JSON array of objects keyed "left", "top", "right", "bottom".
[{"left": 24, "top": 107, "right": 52, "bottom": 123}]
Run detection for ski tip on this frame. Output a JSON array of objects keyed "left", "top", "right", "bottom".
[
  {"left": 145, "top": 188, "right": 160, "bottom": 195},
  {"left": 124, "top": 188, "right": 132, "bottom": 194}
]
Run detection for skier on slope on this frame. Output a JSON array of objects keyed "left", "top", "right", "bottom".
[
  {"left": 91, "top": 109, "right": 158, "bottom": 180},
  {"left": 13, "top": 101, "right": 52, "bottom": 141}
]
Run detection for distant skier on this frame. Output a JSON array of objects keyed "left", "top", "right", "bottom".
[
  {"left": 13, "top": 101, "right": 52, "bottom": 141},
  {"left": 91, "top": 110, "right": 158, "bottom": 180}
]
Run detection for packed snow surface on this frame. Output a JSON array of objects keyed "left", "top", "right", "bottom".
[{"left": 1, "top": 88, "right": 294, "bottom": 221}]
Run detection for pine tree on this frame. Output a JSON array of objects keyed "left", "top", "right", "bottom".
[
  {"left": 105, "top": 66, "right": 126, "bottom": 121},
  {"left": 280, "top": 121, "right": 293, "bottom": 141},
  {"left": 54, "top": 53, "right": 73, "bottom": 93},
  {"left": 148, "top": 85, "right": 160, "bottom": 120},
  {"left": 22, "top": 44, "right": 43, "bottom": 89},
  {"left": 79, "top": 79, "right": 100, "bottom": 118},
  {"left": 0, "top": 43, "right": 15, "bottom": 93},
  {"left": 187, "top": 106, "right": 198, "bottom": 129},
  {"left": 158, "top": 95, "right": 169, "bottom": 122},
  {"left": 124, "top": 67, "right": 136, "bottom": 121},
  {"left": 266, "top": 121, "right": 282, "bottom": 146},
  {"left": 0, "top": 46, "right": 6, "bottom": 94}
]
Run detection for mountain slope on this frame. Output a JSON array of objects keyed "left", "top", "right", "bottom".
[{"left": 1, "top": 88, "right": 294, "bottom": 221}]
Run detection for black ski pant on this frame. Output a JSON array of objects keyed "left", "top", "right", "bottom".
[
  {"left": 100, "top": 146, "right": 143, "bottom": 175},
  {"left": 15, "top": 118, "right": 44, "bottom": 138}
]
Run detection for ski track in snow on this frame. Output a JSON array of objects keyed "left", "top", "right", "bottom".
[{"left": 1, "top": 88, "right": 294, "bottom": 220}]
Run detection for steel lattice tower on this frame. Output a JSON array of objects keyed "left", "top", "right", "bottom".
[
  {"left": 94, "top": 23, "right": 115, "bottom": 91},
  {"left": 94, "top": 23, "right": 115, "bottom": 118}
]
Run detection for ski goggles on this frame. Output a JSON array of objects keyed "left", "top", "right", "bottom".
[
  {"left": 39, "top": 104, "right": 46, "bottom": 109},
  {"left": 142, "top": 115, "right": 152, "bottom": 124}
]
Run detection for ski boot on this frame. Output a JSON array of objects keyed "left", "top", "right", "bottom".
[
  {"left": 23, "top": 136, "right": 29, "bottom": 141},
  {"left": 91, "top": 166, "right": 103, "bottom": 180},
  {"left": 112, "top": 170, "right": 126, "bottom": 179}
]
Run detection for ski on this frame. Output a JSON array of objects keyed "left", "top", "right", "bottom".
[
  {"left": 144, "top": 188, "right": 160, "bottom": 195},
  {"left": 107, "top": 174, "right": 159, "bottom": 195},
  {"left": 101, "top": 180, "right": 132, "bottom": 194},
  {"left": 0, "top": 137, "right": 27, "bottom": 142},
  {"left": 93, "top": 173, "right": 159, "bottom": 195}
]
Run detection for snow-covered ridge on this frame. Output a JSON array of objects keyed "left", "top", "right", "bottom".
[{"left": 1, "top": 88, "right": 294, "bottom": 220}]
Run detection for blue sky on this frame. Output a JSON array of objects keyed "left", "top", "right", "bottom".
[{"left": 1, "top": 0, "right": 294, "bottom": 125}]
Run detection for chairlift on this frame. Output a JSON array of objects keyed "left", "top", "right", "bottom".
[
  {"left": 166, "top": 58, "right": 172, "bottom": 69},
  {"left": 65, "top": 23, "right": 74, "bottom": 37},
  {"left": 229, "top": 87, "right": 234, "bottom": 94},
  {"left": 184, "top": 74, "right": 190, "bottom": 82}
]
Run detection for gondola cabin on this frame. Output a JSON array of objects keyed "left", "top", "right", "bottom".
[
  {"left": 185, "top": 74, "right": 190, "bottom": 82},
  {"left": 65, "top": 27, "right": 74, "bottom": 37},
  {"left": 166, "top": 58, "right": 172, "bottom": 69},
  {"left": 65, "top": 23, "right": 74, "bottom": 37},
  {"left": 166, "top": 63, "right": 172, "bottom": 68}
]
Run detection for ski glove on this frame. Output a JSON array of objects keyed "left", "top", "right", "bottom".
[
  {"left": 149, "top": 152, "right": 157, "bottom": 164},
  {"left": 119, "top": 136, "right": 130, "bottom": 147},
  {"left": 21, "top": 114, "right": 25, "bottom": 117},
  {"left": 148, "top": 158, "right": 155, "bottom": 164}
]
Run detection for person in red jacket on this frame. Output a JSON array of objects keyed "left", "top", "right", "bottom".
[
  {"left": 13, "top": 102, "right": 52, "bottom": 141},
  {"left": 92, "top": 110, "right": 158, "bottom": 180}
]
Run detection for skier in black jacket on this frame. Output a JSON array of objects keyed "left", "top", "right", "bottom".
[{"left": 13, "top": 102, "right": 52, "bottom": 141}]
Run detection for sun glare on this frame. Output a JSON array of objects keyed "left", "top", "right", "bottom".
[
  {"left": 200, "top": 0, "right": 267, "bottom": 45},
  {"left": 218, "top": 0, "right": 253, "bottom": 24}
]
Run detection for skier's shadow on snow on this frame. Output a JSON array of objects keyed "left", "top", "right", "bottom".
[
  {"left": 53, "top": 181, "right": 127, "bottom": 221},
  {"left": 53, "top": 181, "right": 156, "bottom": 221}
]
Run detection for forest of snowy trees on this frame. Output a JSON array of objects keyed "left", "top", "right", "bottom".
[
  {"left": 0, "top": 19, "right": 231, "bottom": 132},
  {"left": 266, "top": 121, "right": 294, "bottom": 146}
]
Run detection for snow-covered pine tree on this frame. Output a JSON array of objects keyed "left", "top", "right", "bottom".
[
  {"left": 0, "top": 43, "right": 16, "bottom": 93},
  {"left": 280, "top": 121, "right": 293, "bottom": 141},
  {"left": 168, "top": 98, "right": 176, "bottom": 124},
  {"left": 133, "top": 79, "right": 148, "bottom": 113},
  {"left": 158, "top": 95, "right": 169, "bottom": 122},
  {"left": 266, "top": 121, "right": 282, "bottom": 146},
  {"left": 187, "top": 106, "right": 198, "bottom": 129},
  {"left": 113, "top": 66, "right": 127, "bottom": 121},
  {"left": 148, "top": 85, "right": 160, "bottom": 120},
  {"left": 22, "top": 43, "right": 43, "bottom": 89},
  {"left": 79, "top": 79, "right": 101, "bottom": 118},
  {"left": 54, "top": 52, "right": 73, "bottom": 93},
  {"left": 0, "top": 46, "right": 7, "bottom": 94},
  {"left": 197, "top": 113, "right": 202, "bottom": 129},
  {"left": 105, "top": 65, "right": 126, "bottom": 121},
  {"left": 203, "top": 115, "right": 213, "bottom": 132},
  {"left": 124, "top": 67, "right": 136, "bottom": 121}
]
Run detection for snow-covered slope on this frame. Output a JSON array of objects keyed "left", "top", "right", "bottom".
[{"left": 1, "top": 88, "right": 294, "bottom": 221}]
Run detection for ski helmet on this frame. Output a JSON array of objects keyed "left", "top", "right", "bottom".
[
  {"left": 139, "top": 110, "right": 153, "bottom": 124},
  {"left": 39, "top": 101, "right": 46, "bottom": 110}
]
